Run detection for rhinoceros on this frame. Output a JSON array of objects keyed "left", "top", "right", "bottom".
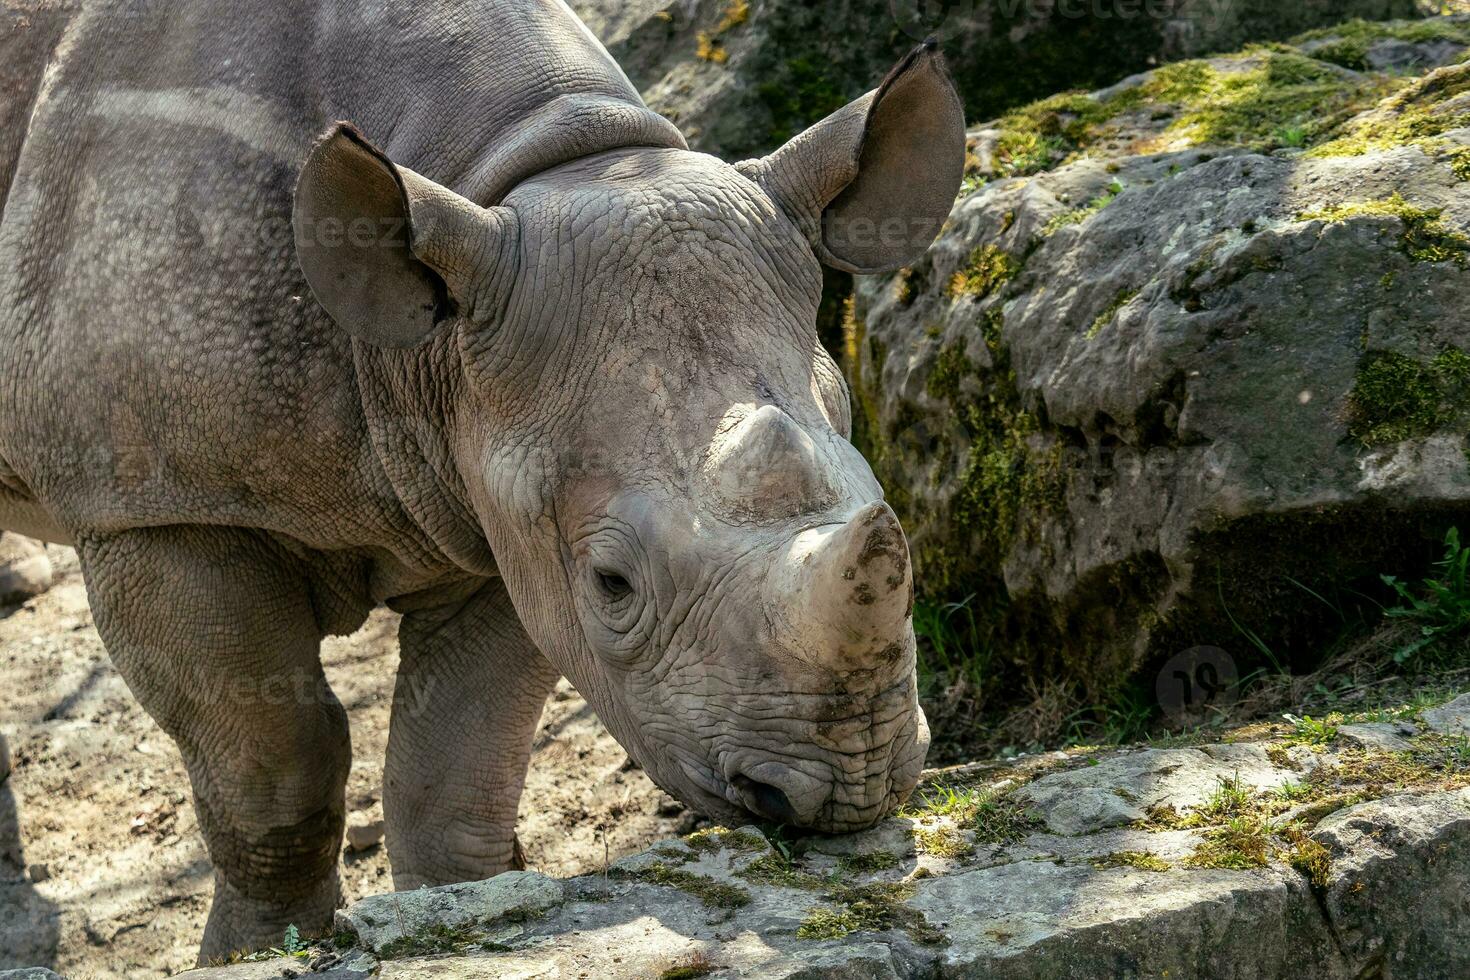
[{"left": 0, "top": 0, "right": 964, "bottom": 958}]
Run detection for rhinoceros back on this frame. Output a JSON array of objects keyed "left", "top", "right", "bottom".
[{"left": 0, "top": 0, "right": 680, "bottom": 555}]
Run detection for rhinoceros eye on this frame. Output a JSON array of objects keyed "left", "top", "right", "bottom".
[{"left": 595, "top": 569, "right": 633, "bottom": 601}]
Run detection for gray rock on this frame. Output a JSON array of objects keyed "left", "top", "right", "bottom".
[
  {"left": 0, "top": 535, "right": 52, "bottom": 607},
  {"left": 333, "top": 871, "right": 564, "bottom": 954},
  {"left": 1015, "top": 746, "right": 1294, "bottom": 835},
  {"left": 1337, "top": 721, "right": 1418, "bottom": 752},
  {"left": 1421, "top": 693, "right": 1470, "bottom": 737},
  {"left": 0, "top": 971, "right": 65, "bottom": 980},
  {"left": 177, "top": 733, "right": 1470, "bottom": 980},
  {"left": 169, "top": 965, "right": 283, "bottom": 980},
  {"left": 1313, "top": 789, "right": 1470, "bottom": 977}
]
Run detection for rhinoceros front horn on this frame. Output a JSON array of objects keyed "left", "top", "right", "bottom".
[{"left": 773, "top": 501, "right": 915, "bottom": 674}]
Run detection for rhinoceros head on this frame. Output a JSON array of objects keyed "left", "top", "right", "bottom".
[{"left": 294, "top": 46, "right": 965, "bottom": 832}]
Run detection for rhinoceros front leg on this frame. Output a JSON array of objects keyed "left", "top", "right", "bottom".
[
  {"left": 78, "top": 527, "right": 350, "bottom": 962},
  {"left": 384, "top": 579, "right": 559, "bottom": 889}
]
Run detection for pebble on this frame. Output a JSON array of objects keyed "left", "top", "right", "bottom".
[
  {"left": 28, "top": 862, "right": 51, "bottom": 883},
  {"left": 345, "top": 816, "right": 385, "bottom": 853}
]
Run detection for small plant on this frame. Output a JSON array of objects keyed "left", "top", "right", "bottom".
[
  {"left": 902, "top": 781, "right": 985, "bottom": 820},
  {"left": 660, "top": 951, "right": 717, "bottom": 980},
  {"left": 1283, "top": 713, "right": 1341, "bottom": 748},
  {"left": 914, "top": 826, "right": 974, "bottom": 860},
  {"left": 1196, "top": 774, "right": 1254, "bottom": 822},
  {"left": 1276, "top": 124, "right": 1308, "bottom": 147},
  {"left": 1383, "top": 527, "right": 1470, "bottom": 661},
  {"left": 970, "top": 794, "right": 1042, "bottom": 844},
  {"left": 1273, "top": 780, "right": 1312, "bottom": 802},
  {"left": 957, "top": 173, "right": 989, "bottom": 199},
  {"left": 912, "top": 595, "right": 993, "bottom": 724},
  {"left": 903, "top": 782, "right": 1039, "bottom": 844},
  {"left": 234, "top": 924, "right": 313, "bottom": 962}
]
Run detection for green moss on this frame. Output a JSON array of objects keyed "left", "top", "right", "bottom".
[
  {"left": 1298, "top": 193, "right": 1470, "bottom": 265},
  {"left": 1280, "top": 827, "right": 1332, "bottom": 888},
  {"left": 914, "top": 826, "right": 974, "bottom": 860},
  {"left": 1348, "top": 347, "right": 1470, "bottom": 446},
  {"left": 1183, "top": 815, "right": 1273, "bottom": 870},
  {"left": 652, "top": 844, "right": 697, "bottom": 865},
  {"left": 838, "top": 850, "right": 900, "bottom": 873},
  {"left": 926, "top": 343, "right": 974, "bottom": 402},
  {"left": 1137, "top": 775, "right": 1260, "bottom": 831},
  {"left": 946, "top": 245, "right": 1021, "bottom": 300},
  {"left": 795, "top": 882, "right": 946, "bottom": 946},
  {"left": 1450, "top": 147, "right": 1470, "bottom": 181},
  {"left": 989, "top": 91, "right": 1118, "bottom": 177},
  {"left": 1091, "top": 850, "right": 1172, "bottom": 872},
  {"left": 1044, "top": 181, "right": 1124, "bottom": 236},
  {"left": 377, "top": 923, "right": 486, "bottom": 960},
  {"left": 1306, "top": 37, "right": 1373, "bottom": 72},
  {"left": 1308, "top": 62, "right": 1470, "bottom": 158},
  {"left": 660, "top": 953, "right": 717, "bottom": 980},
  {"left": 982, "top": 48, "right": 1391, "bottom": 178},
  {"left": 970, "top": 794, "right": 1043, "bottom": 844},
  {"left": 1295, "top": 18, "right": 1470, "bottom": 71},
  {"left": 796, "top": 906, "right": 861, "bottom": 940},
  {"left": 1164, "top": 51, "right": 1385, "bottom": 150},
  {"left": 737, "top": 852, "right": 829, "bottom": 891},
  {"left": 1292, "top": 17, "right": 1470, "bottom": 73},
  {"left": 685, "top": 827, "right": 766, "bottom": 853},
  {"left": 614, "top": 863, "right": 752, "bottom": 909},
  {"left": 1087, "top": 288, "right": 1139, "bottom": 339},
  {"left": 1306, "top": 737, "right": 1470, "bottom": 794}
]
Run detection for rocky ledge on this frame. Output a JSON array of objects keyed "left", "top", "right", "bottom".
[{"left": 119, "top": 693, "right": 1470, "bottom": 980}]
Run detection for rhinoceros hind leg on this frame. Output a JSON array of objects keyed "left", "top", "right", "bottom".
[
  {"left": 385, "top": 578, "right": 558, "bottom": 890},
  {"left": 78, "top": 526, "right": 350, "bottom": 964}
]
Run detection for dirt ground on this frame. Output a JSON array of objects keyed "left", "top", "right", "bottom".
[{"left": 0, "top": 546, "right": 695, "bottom": 978}]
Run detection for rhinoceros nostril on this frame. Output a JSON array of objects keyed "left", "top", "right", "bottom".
[{"left": 731, "top": 773, "right": 799, "bottom": 825}]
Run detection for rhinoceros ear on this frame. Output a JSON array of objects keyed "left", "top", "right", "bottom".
[
  {"left": 738, "top": 41, "right": 965, "bottom": 275},
  {"left": 293, "top": 124, "right": 515, "bottom": 348}
]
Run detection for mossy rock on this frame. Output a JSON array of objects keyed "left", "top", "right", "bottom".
[
  {"left": 570, "top": 0, "right": 1424, "bottom": 158},
  {"left": 849, "top": 18, "right": 1470, "bottom": 754}
]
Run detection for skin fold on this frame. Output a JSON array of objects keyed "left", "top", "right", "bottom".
[{"left": 0, "top": 0, "right": 964, "bottom": 960}]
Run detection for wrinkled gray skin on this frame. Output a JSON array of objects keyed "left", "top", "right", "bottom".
[{"left": 0, "top": 0, "right": 964, "bottom": 960}]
